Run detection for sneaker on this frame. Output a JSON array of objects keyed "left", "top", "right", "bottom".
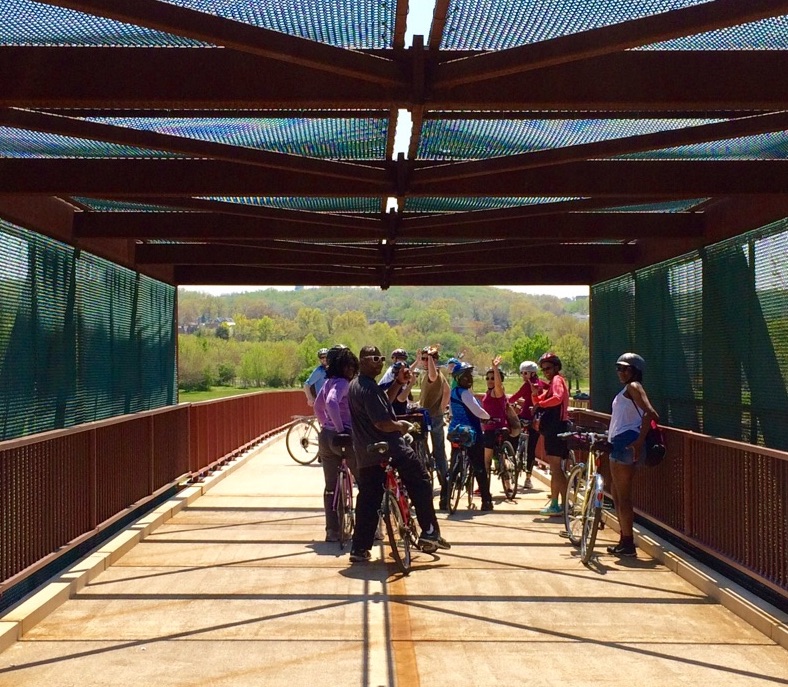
[
  {"left": 419, "top": 530, "right": 451, "bottom": 552},
  {"left": 481, "top": 501, "right": 494, "bottom": 511},
  {"left": 606, "top": 542, "right": 636, "bottom": 557},
  {"left": 349, "top": 549, "right": 371, "bottom": 563},
  {"left": 325, "top": 530, "right": 340, "bottom": 543},
  {"left": 374, "top": 525, "right": 384, "bottom": 541},
  {"left": 524, "top": 476, "right": 533, "bottom": 490},
  {"left": 539, "top": 502, "right": 563, "bottom": 516}
]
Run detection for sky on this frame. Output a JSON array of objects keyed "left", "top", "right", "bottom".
[{"left": 181, "top": 2, "right": 590, "bottom": 302}]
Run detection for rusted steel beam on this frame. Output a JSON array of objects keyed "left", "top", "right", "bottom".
[
  {"left": 135, "top": 242, "right": 378, "bottom": 265},
  {"left": 0, "top": 108, "right": 385, "bottom": 184},
  {"left": 36, "top": 0, "right": 404, "bottom": 86},
  {"left": 435, "top": 0, "right": 788, "bottom": 87}
]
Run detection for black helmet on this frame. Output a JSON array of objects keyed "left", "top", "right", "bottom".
[
  {"left": 391, "top": 348, "right": 408, "bottom": 360},
  {"left": 616, "top": 352, "right": 645, "bottom": 373},
  {"left": 538, "top": 351, "right": 562, "bottom": 371}
]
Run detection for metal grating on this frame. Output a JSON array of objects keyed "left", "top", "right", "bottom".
[
  {"left": 598, "top": 199, "right": 709, "bottom": 212},
  {"left": 86, "top": 116, "right": 389, "bottom": 160},
  {"left": 417, "top": 118, "right": 722, "bottom": 160},
  {"left": 204, "top": 196, "right": 382, "bottom": 213},
  {"left": 644, "top": 16, "right": 788, "bottom": 49},
  {"left": 403, "top": 196, "right": 580, "bottom": 213},
  {"left": 620, "top": 132, "right": 788, "bottom": 160},
  {"left": 72, "top": 198, "right": 192, "bottom": 212}
]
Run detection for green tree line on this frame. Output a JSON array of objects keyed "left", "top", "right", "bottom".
[{"left": 178, "top": 286, "right": 589, "bottom": 392}]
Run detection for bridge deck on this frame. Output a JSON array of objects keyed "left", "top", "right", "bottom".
[{"left": 1, "top": 435, "right": 786, "bottom": 686}]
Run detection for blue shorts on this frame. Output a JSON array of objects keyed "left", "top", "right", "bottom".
[{"left": 609, "top": 430, "right": 644, "bottom": 465}]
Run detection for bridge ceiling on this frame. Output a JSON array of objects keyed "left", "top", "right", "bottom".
[{"left": 2, "top": 0, "right": 788, "bottom": 287}]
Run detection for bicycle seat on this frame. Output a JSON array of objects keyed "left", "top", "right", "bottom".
[
  {"left": 367, "top": 441, "right": 390, "bottom": 456},
  {"left": 332, "top": 432, "right": 353, "bottom": 449}
]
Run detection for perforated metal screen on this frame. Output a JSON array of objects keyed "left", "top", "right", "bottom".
[
  {"left": 591, "top": 219, "right": 788, "bottom": 450},
  {"left": 0, "top": 219, "right": 177, "bottom": 441}
]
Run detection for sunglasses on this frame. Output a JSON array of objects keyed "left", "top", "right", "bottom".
[
  {"left": 540, "top": 365, "right": 553, "bottom": 372},
  {"left": 362, "top": 355, "right": 385, "bottom": 363}
]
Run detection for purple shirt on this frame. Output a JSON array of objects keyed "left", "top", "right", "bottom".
[{"left": 314, "top": 377, "right": 352, "bottom": 432}]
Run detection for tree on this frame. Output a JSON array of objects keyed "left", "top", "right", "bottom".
[
  {"left": 512, "top": 333, "right": 552, "bottom": 368},
  {"left": 295, "top": 307, "right": 329, "bottom": 341},
  {"left": 554, "top": 333, "right": 589, "bottom": 391},
  {"left": 215, "top": 322, "right": 231, "bottom": 340}
]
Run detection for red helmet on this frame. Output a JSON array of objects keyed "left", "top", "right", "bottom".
[{"left": 538, "top": 352, "right": 562, "bottom": 371}]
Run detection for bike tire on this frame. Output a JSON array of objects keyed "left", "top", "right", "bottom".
[
  {"left": 382, "top": 490, "right": 411, "bottom": 574},
  {"left": 500, "top": 441, "right": 516, "bottom": 498},
  {"left": 448, "top": 450, "right": 465, "bottom": 514},
  {"left": 580, "top": 474, "right": 604, "bottom": 564},
  {"left": 564, "top": 463, "right": 587, "bottom": 546},
  {"left": 511, "top": 437, "right": 526, "bottom": 496},
  {"left": 466, "top": 462, "right": 475, "bottom": 510},
  {"left": 285, "top": 418, "right": 320, "bottom": 465},
  {"left": 337, "top": 471, "right": 354, "bottom": 549}
]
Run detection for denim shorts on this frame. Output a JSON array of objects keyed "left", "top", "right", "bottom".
[{"left": 609, "top": 430, "right": 643, "bottom": 465}]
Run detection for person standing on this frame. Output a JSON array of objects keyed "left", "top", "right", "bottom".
[
  {"left": 347, "top": 345, "right": 450, "bottom": 563},
  {"left": 606, "top": 353, "right": 659, "bottom": 557},
  {"left": 533, "top": 352, "right": 570, "bottom": 516},
  {"left": 303, "top": 348, "right": 329, "bottom": 407},
  {"left": 418, "top": 346, "right": 451, "bottom": 509},
  {"left": 509, "top": 360, "right": 547, "bottom": 490},
  {"left": 313, "top": 345, "right": 359, "bottom": 542},
  {"left": 481, "top": 356, "right": 510, "bottom": 496}
]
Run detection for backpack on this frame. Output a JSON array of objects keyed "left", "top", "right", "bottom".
[{"left": 630, "top": 397, "right": 666, "bottom": 467}]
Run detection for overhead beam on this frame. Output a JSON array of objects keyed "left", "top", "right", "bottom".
[
  {"left": 4, "top": 48, "right": 786, "bottom": 111},
  {"left": 435, "top": 0, "right": 788, "bottom": 87},
  {"left": 135, "top": 242, "right": 378, "bottom": 265},
  {"left": 0, "top": 108, "right": 386, "bottom": 184},
  {"left": 36, "top": 0, "right": 403, "bottom": 86}
]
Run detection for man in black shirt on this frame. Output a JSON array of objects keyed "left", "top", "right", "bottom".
[{"left": 347, "top": 345, "right": 450, "bottom": 562}]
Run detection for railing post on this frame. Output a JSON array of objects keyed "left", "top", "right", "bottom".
[
  {"left": 683, "top": 433, "right": 693, "bottom": 538},
  {"left": 90, "top": 428, "right": 97, "bottom": 529}
]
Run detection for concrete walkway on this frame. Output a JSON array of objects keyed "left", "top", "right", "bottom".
[{"left": 0, "top": 435, "right": 786, "bottom": 687}]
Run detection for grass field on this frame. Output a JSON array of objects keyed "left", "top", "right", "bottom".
[{"left": 178, "top": 386, "right": 292, "bottom": 403}]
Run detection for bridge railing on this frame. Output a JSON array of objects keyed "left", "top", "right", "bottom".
[
  {"left": 0, "top": 390, "right": 309, "bottom": 591},
  {"left": 570, "top": 409, "right": 788, "bottom": 599}
]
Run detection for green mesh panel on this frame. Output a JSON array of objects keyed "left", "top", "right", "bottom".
[
  {"left": 86, "top": 117, "right": 388, "bottom": 160},
  {"left": 417, "top": 118, "right": 721, "bottom": 160},
  {"left": 598, "top": 200, "right": 709, "bottom": 212},
  {"left": 204, "top": 196, "right": 381, "bottom": 213},
  {"left": 404, "top": 197, "right": 579, "bottom": 213},
  {"left": 621, "top": 132, "right": 788, "bottom": 160},
  {"left": 591, "top": 219, "right": 788, "bottom": 450},
  {"left": 0, "top": 219, "right": 177, "bottom": 441},
  {"left": 72, "top": 198, "right": 186, "bottom": 212}
]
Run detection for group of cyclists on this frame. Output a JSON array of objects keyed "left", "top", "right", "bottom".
[{"left": 306, "top": 343, "right": 659, "bottom": 563}]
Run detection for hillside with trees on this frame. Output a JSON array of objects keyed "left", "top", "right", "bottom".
[{"left": 178, "top": 286, "right": 589, "bottom": 392}]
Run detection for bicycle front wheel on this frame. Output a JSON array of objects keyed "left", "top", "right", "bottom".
[
  {"left": 336, "top": 471, "right": 354, "bottom": 549},
  {"left": 564, "top": 463, "right": 587, "bottom": 546},
  {"left": 382, "top": 491, "right": 411, "bottom": 574},
  {"left": 448, "top": 451, "right": 465, "bottom": 514},
  {"left": 580, "top": 474, "right": 604, "bottom": 564},
  {"left": 285, "top": 417, "right": 320, "bottom": 465},
  {"left": 499, "top": 441, "right": 516, "bottom": 498},
  {"left": 511, "top": 437, "right": 525, "bottom": 496}
]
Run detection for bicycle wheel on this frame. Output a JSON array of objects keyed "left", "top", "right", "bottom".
[
  {"left": 285, "top": 417, "right": 320, "bottom": 465},
  {"left": 336, "top": 471, "right": 354, "bottom": 549},
  {"left": 511, "top": 436, "right": 525, "bottom": 495},
  {"left": 564, "top": 449, "right": 577, "bottom": 476},
  {"left": 580, "top": 473, "right": 604, "bottom": 564},
  {"left": 382, "top": 490, "right": 411, "bottom": 574},
  {"left": 564, "top": 463, "right": 587, "bottom": 546},
  {"left": 465, "top": 460, "right": 475, "bottom": 510},
  {"left": 448, "top": 449, "right": 465, "bottom": 514},
  {"left": 499, "top": 441, "right": 516, "bottom": 498}
]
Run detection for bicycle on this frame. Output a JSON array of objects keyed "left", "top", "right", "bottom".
[
  {"left": 488, "top": 419, "right": 515, "bottom": 499},
  {"left": 331, "top": 432, "right": 355, "bottom": 549},
  {"left": 560, "top": 428, "right": 609, "bottom": 564},
  {"left": 285, "top": 415, "right": 320, "bottom": 465},
  {"left": 446, "top": 425, "right": 476, "bottom": 513},
  {"left": 368, "top": 441, "right": 422, "bottom": 575},
  {"left": 397, "top": 410, "right": 435, "bottom": 488}
]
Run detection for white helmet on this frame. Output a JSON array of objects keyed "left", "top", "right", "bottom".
[{"left": 519, "top": 360, "right": 538, "bottom": 373}]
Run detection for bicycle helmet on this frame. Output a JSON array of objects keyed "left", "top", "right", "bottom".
[
  {"left": 317, "top": 348, "right": 329, "bottom": 358},
  {"left": 451, "top": 361, "right": 474, "bottom": 379},
  {"left": 391, "top": 348, "right": 408, "bottom": 360},
  {"left": 519, "top": 360, "right": 538, "bottom": 374},
  {"left": 538, "top": 351, "right": 562, "bottom": 371},
  {"left": 616, "top": 352, "right": 645, "bottom": 373}
]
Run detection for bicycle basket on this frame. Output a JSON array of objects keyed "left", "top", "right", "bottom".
[{"left": 447, "top": 425, "right": 476, "bottom": 447}]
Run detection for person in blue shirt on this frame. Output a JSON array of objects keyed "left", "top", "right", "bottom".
[{"left": 303, "top": 348, "right": 329, "bottom": 407}]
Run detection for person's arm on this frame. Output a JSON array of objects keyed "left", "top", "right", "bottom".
[
  {"left": 303, "top": 366, "right": 320, "bottom": 406},
  {"left": 440, "top": 376, "right": 451, "bottom": 413},
  {"left": 324, "top": 380, "right": 348, "bottom": 432},
  {"left": 460, "top": 388, "right": 490, "bottom": 420},
  {"left": 426, "top": 352, "right": 438, "bottom": 383},
  {"left": 627, "top": 382, "right": 660, "bottom": 452},
  {"left": 491, "top": 355, "right": 505, "bottom": 398},
  {"left": 536, "top": 375, "right": 566, "bottom": 409},
  {"left": 373, "top": 418, "right": 412, "bottom": 434}
]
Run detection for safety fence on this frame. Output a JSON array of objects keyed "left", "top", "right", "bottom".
[
  {"left": 571, "top": 409, "right": 787, "bottom": 599},
  {"left": 0, "top": 390, "right": 309, "bottom": 590}
]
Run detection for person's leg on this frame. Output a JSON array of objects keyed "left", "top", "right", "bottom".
[
  {"left": 430, "top": 422, "right": 449, "bottom": 507},
  {"left": 351, "top": 464, "right": 385, "bottom": 557},
  {"left": 610, "top": 460, "right": 635, "bottom": 538},
  {"left": 525, "top": 428, "right": 539, "bottom": 487},
  {"left": 393, "top": 443, "right": 438, "bottom": 534},
  {"left": 470, "top": 441, "right": 492, "bottom": 508},
  {"left": 318, "top": 431, "right": 342, "bottom": 538}
]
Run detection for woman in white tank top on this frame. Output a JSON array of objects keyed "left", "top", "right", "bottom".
[{"left": 607, "top": 353, "right": 659, "bottom": 558}]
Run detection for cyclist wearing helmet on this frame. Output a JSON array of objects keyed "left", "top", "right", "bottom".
[
  {"left": 481, "top": 356, "right": 512, "bottom": 497},
  {"left": 509, "top": 360, "right": 547, "bottom": 490},
  {"left": 417, "top": 346, "right": 451, "bottom": 509},
  {"left": 448, "top": 362, "right": 494, "bottom": 510},
  {"left": 303, "top": 348, "right": 329, "bottom": 406},
  {"left": 314, "top": 345, "right": 359, "bottom": 542},
  {"left": 533, "top": 352, "right": 570, "bottom": 516},
  {"left": 379, "top": 348, "right": 410, "bottom": 385},
  {"left": 607, "top": 353, "right": 659, "bottom": 557}
]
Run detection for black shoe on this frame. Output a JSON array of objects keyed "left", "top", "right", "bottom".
[
  {"left": 325, "top": 530, "right": 340, "bottom": 543},
  {"left": 419, "top": 530, "right": 451, "bottom": 551},
  {"left": 606, "top": 542, "right": 636, "bottom": 557},
  {"left": 438, "top": 499, "right": 449, "bottom": 511},
  {"left": 349, "top": 549, "right": 371, "bottom": 563},
  {"left": 481, "top": 501, "right": 494, "bottom": 511}
]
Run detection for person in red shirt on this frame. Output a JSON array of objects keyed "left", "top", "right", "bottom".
[
  {"left": 508, "top": 360, "right": 547, "bottom": 490},
  {"left": 532, "top": 352, "right": 570, "bottom": 516}
]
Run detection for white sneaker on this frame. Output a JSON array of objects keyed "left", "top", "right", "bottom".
[{"left": 524, "top": 476, "right": 533, "bottom": 489}]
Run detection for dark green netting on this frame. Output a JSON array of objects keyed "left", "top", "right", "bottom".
[
  {"left": 86, "top": 117, "right": 388, "bottom": 160},
  {"left": 205, "top": 196, "right": 381, "bottom": 213},
  {"left": 620, "top": 132, "right": 788, "bottom": 160},
  {"left": 0, "top": 0, "right": 394, "bottom": 48},
  {"left": 439, "top": 0, "right": 786, "bottom": 50},
  {"left": 417, "top": 118, "right": 721, "bottom": 160},
  {"left": 0, "top": 126, "right": 183, "bottom": 158},
  {"left": 0, "top": 219, "right": 177, "bottom": 441},
  {"left": 403, "top": 197, "right": 579, "bottom": 213},
  {"left": 591, "top": 218, "right": 788, "bottom": 450}
]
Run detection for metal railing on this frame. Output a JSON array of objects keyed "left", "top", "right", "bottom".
[
  {"left": 0, "top": 390, "right": 309, "bottom": 590},
  {"left": 571, "top": 409, "right": 788, "bottom": 598}
]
